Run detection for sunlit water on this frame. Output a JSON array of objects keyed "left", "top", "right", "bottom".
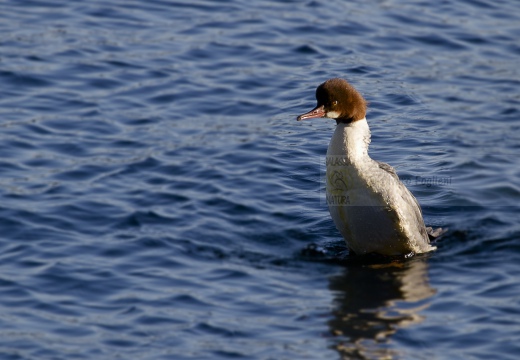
[{"left": 0, "top": 0, "right": 519, "bottom": 359}]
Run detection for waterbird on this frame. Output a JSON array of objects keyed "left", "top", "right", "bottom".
[{"left": 297, "top": 78, "right": 442, "bottom": 257}]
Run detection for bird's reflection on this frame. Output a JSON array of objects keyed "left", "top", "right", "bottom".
[{"left": 328, "top": 257, "right": 436, "bottom": 359}]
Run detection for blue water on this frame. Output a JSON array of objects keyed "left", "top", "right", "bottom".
[{"left": 0, "top": 0, "right": 519, "bottom": 359}]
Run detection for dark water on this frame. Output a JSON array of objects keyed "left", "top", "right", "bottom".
[{"left": 0, "top": 0, "right": 519, "bottom": 359}]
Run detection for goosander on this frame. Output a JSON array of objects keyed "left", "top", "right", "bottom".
[{"left": 297, "top": 78, "right": 440, "bottom": 256}]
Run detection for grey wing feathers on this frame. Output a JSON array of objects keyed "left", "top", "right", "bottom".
[
  {"left": 399, "top": 180, "right": 430, "bottom": 242},
  {"left": 377, "top": 161, "right": 430, "bottom": 242},
  {"left": 377, "top": 160, "right": 422, "bottom": 215},
  {"left": 378, "top": 160, "right": 445, "bottom": 245},
  {"left": 376, "top": 161, "right": 399, "bottom": 181}
]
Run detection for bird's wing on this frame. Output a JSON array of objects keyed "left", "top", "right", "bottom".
[
  {"left": 377, "top": 160, "right": 423, "bottom": 215},
  {"left": 377, "top": 161, "right": 430, "bottom": 243},
  {"left": 376, "top": 161, "right": 399, "bottom": 181}
]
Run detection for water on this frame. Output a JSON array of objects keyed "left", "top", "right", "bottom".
[{"left": 0, "top": 0, "right": 519, "bottom": 359}]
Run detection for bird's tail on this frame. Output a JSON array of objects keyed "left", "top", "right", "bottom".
[{"left": 426, "top": 227, "right": 447, "bottom": 242}]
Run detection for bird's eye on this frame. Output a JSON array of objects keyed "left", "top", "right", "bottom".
[{"left": 332, "top": 100, "right": 338, "bottom": 106}]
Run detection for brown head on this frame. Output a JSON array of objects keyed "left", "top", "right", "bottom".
[{"left": 296, "top": 78, "right": 367, "bottom": 124}]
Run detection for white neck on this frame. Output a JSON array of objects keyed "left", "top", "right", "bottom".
[{"left": 327, "top": 118, "right": 371, "bottom": 165}]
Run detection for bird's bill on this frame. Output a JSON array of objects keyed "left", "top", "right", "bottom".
[{"left": 296, "top": 105, "right": 325, "bottom": 121}]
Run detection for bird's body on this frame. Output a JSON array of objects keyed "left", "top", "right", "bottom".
[
  {"left": 297, "top": 78, "right": 438, "bottom": 256},
  {"left": 326, "top": 119, "right": 435, "bottom": 256}
]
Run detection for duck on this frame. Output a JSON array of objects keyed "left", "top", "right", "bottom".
[{"left": 297, "top": 78, "right": 441, "bottom": 256}]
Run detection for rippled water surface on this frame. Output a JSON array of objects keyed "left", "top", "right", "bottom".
[{"left": 0, "top": 0, "right": 519, "bottom": 359}]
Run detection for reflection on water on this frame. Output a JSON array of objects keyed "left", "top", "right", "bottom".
[{"left": 328, "top": 258, "right": 436, "bottom": 359}]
